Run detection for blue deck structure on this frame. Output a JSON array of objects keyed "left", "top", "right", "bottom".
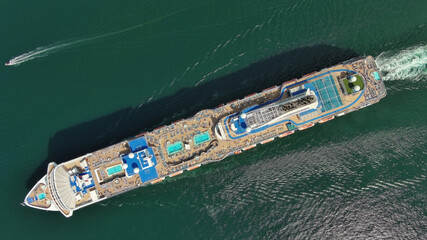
[
  {"left": 69, "top": 168, "right": 95, "bottom": 195},
  {"left": 128, "top": 137, "right": 148, "bottom": 152},
  {"left": 121, "top": 136, "right": 159, "bottom": 183},
  {"left": 223, "top": 69, "right": 359, "bottom": 139}
]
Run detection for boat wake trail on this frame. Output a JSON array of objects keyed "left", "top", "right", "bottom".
[
  {"left": 5, "top": 40, "right": 87, "bottom": 66},
  {"left": 5, "top": 7, "right": 192, "bottom": 66},
  {"left": 375, "top": 44, "right": 427, "bottom": 82}
]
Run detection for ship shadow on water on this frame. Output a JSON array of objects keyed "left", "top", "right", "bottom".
[{"left": 26, "top": 44, "right": 358, "bottom": 189}]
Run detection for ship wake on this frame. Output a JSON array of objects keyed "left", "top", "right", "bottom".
[
  {"left": 375, "top": 44, "right": 427, "bottom": 82},
  {"left": 5, "top": 40, "right": 86, "bottom": 66},
  {"left": 5, "top": 7, "right": 192, "bottom": 66}
]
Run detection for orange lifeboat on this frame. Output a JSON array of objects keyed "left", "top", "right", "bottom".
[
  {"left": 151, "top": 178, "right": 165, "bottom": 184},
  {"left": 187, "top": 164, "right": 201, "bottom": 171},
  {"left": 169, "top": 171, "right": 183, "bottom": 178},
  {"left": 261, "top": 138, "right": 274, "bottom": 144},
  {"left": 298, "top": 123, "right": 315, "bottom": 130},
  {"left": 319, "top": 116, "right": 335, "bottom": 123},
  {"left": 243, "top": 144, "right": 256, "bottom": 151},
  {"left": 278, "top": 130, "right": 295, "bottom": 138}
]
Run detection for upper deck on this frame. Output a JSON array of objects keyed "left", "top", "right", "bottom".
[{"left": 24, "top": 56, "right": 386, "bottom": 217}]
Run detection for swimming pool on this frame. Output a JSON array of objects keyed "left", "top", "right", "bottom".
[
  {"left": 167, "top": 142, "right": 183, "bottom": 155},
  {"left": 194, "top": 132, "right": 211, "bottom": 145},
  {"left": 373, "top": 71, "right": 381, "bottom": 80},
  {"left": 107, "top": 164, "right": 123, "bottom": 176},
  {"left": 37, "top": 193, "right": 46, "bottom": 200}
]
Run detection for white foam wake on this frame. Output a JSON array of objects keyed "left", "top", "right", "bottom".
[
  {"left": 375, "top": 44, "right": 427, "bottom": 81},
  {"left": 5, "top": 7, "right": 192, "bottom": 66},
  {"left": 5, "top": 40, "right": 89, "bottom": 66}
]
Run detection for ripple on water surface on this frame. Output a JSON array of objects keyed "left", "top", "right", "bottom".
[{"left": 195, "top": 126, "right": 427, "bottom": 239}]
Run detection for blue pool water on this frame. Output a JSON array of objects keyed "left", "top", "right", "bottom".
[
  {"left": 373, "top": 71, "right": 381, "bottom": 80},
  {"left": 107, "top": 165, "right": 123, "bottom": 175},
  {"left": 167, "top": 142, "right": 183, "bottom": 155},
  {"left": 194, "top": 132, "right": 211, "bottom": 145},
  {"left": 37, "top": 193, "right": 46, "bottom": 200}
]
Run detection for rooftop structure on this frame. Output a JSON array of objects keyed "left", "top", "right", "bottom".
[{"left": 230, "top": 89, "right": 318, "bottom": 135}]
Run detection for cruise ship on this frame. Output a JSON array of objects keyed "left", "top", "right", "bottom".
[{"left": 24, "top": 56, "right": 386, "bottom": 217}]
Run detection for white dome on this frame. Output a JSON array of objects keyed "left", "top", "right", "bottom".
[
  {"left": 122, "top": 163, "right": 128, "bottom": 169},
  {"left": 245, "top": 127, "right": 252, "bottom": 133},
  {"left": 349, "top": 75, "right": 357, "bottom": 83},
  {"left": 353, "top": 85, "right": 361, "bottom": 92},
  {"left": 241, "top": 113, "right": 247, "bottom": 119},
  {"left": 129, "top": 153, "right": 134, "bottom": 159},
  {"left": 133, "top": 168, "right": 140, "bottom": 174}
]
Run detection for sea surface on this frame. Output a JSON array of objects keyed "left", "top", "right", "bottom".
[{"left": 1, "top": 0, "right": 426, "bottom": 239}]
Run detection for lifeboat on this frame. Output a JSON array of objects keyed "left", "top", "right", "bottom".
[
  {"left": 278, "top": 130, "right": 295, "bottom": 138},
  {"left": 187, "top": 164, "right": 201, "bottom": 171},
  {"left": 319, "top": 116, "right": 335, "bottom": 123},
  {"left": 298, "top": 123, "right": 315, "bottom": 130},
  {"left": 169, "top": 171, "right": 183, "bottom": 178},
  {"left": 172, "top": 119, "right": 183, "bottom": 124},
  {"left": 302, "top": 72, "right": 316, "bottom": 78},
  {"left": 262, "top": 86, "right": 277, "bottom": 92},
  {"left": 227, "top": 99, "right": 239, "bottom": 104},
  {"left": 243, "top": 144, "right": 256, "bottom": 151},
  {"left": 261, "top": 138, "right": 274, "bottom": 144},
  {"left": 245, "top": 93, "right": 257, "bottom": 98},
  {"left": 135, "top": 132, "right": 147, "bottom": 137},
  {"left": 151, "top": 178, "right": 165, "bottom": 184}
]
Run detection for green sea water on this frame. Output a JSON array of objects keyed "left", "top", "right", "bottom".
[{"left": 1, "top": 0, "right": 426, "bottom": 239}]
